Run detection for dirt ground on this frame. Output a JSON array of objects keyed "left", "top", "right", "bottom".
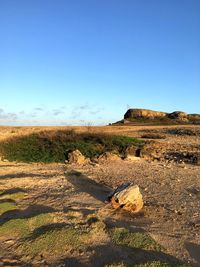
[{"left": 0, "top": 125, "right": 200, "bottom": 267}]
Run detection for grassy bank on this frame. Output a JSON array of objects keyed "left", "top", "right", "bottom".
[{"left": 0, "top": 130, "right": 143, "bottom": 163}]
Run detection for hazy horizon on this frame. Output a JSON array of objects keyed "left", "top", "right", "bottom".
[{"left": 1, "top": 0, "right": 200, "bottom": 126}]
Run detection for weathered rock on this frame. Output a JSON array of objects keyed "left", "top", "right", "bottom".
[
  {"left": 168, "top": 111, "right": 189, "bottom": 123},
  {"left": 122, "top": 108, "right": 200, "bottom": 125},
  {"left": 141, "top": 133, "right": 166, "bottom": 139},
  {"left": 123, "top": 145, "right": 140, "bottom": 158},
  {"left": 189, "top": 114, "right": 200, "bottom": 118},
  {"left": 125, "top": 155, "right": 141, "bottom": 161},
  {"left": 140, "top": 141, "right": 169, "bottom": 161},
  {"left": 167, "top": 128, "right": 200, "bottom": 136},
  {"left": 124, "top": 108, "right": 167, "bottom": 120},
  {"left": 193, "top": 153, "right": 200, "bottom": 165},
  {"left": 168, "top": 111, "right": 188, "bottom": 120},
  {"left": 67, "top": 150, "right": 90, "bottom": 164},
  {"left": 98, "top": 152, "right": 121, "bottom": 162},
  {"left": 108, "top": 183, "right": 143, "bottom": 213}
]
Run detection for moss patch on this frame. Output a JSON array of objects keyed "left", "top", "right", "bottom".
[
  {"left": 110, "top": 228, "right": 162, "bottom": 251},
  {"left": 0, "top": 192, "right": 27, "bottom": 201},
  {"left": 19, "top": 225, "right": 89, "bottom": 258},
  {"left": 19, "top": 218, "right": 108, "bottom": 258},
  {"left": 196, "top": 191, "right": 200, "bottom": 199},
  {"left": 0, "top": 201, "right": 17, "bottom": 215},
  {"left": 0, "top": 213, "right": 55, "bottom": 238}
]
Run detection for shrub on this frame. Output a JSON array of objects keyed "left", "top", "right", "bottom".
[{"left": 0, "top": 130, "right": 143, "bottom": 163}]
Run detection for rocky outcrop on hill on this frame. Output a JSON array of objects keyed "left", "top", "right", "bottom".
[
  {"left": 124, "top": 109, "right": 167, "bottom": 119},
  {"left": 168, "top": 111, "right": 187, "bottom": 120},
  {"left": 122, "top": 108, "right": 200, "bottom": 124}
]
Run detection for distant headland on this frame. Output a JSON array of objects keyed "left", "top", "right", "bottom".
[{"left": 113, "top": 108, "right": 200, "bottom": 125}]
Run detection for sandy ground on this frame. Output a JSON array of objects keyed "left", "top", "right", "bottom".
[{"left": 0, "top": 125, "right": 200, "bottom": 266}]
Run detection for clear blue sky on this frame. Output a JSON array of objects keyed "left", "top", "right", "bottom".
[{"left": 0, "top": 0, "right": 200, "bottom": 125}]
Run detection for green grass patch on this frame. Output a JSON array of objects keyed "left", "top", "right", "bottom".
[
  {"left": 0, "top": 192, "right": 27, "bottom": 201},
  {"left": 0, "top": 218, "right": 30, "bottom": 237},
  {"left": 18, "top": 216, "right": 107, "bottom": 258},
  {"left": 0, "top": 213, "right": 55, "bottom": 238},
  {"left": 110, "top": 228, "right": 162, "bottom": 251},
  {"left": 0, "top": 130, "right": 144, "bottom": 163},
  {"left": 19, "top": 225, "right": 89, "bottom": 258},
  {"left": 0, "top": 201, "right": 17, "bottom": 215}
]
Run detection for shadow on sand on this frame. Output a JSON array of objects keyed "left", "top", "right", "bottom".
[
  {"left": 0, "top": 172, "right": 57, "bottom": 180},
  {"left": 0, "top": 204, "right": 56, "bottom": 225},
  {"left": 0, "top": 187, "right": 27, "bottom": 197},
  {"left": 185, "top": 242, "right": 200, "bottom": 267},
  {"left": 65, "top": 170, "right": 112, "bottom": 202},
  {"left": 20, "top": 222, "right": 67, "bottom": 242},
  {"left": 56, "top": 242, "right": 188, "bottom": 267}
]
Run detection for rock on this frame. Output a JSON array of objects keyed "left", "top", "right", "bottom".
[
  {"left": 89, "top": 162, "right": 100, "bottom": 167},
  {"left": 108, "top": 183, "right": 143, "bottom": 213},
  {"left": 141, "top": 133, "right": 166, "bottom": 139},
  {"left": 124, "top": 108, "right": 167, "bottom": 120},
  {"left": 98, "top": 152, "right": 121, "bottom": 162},
  {"left": 168, "top": 111, "right": 188, "bottom": 120},
  {"left": 193, "top": 154, "right": 200, "bottom": 165},
  {"left": 125, "top": 155, "right": 141, "bottom": 161},
  {"left": 140, "top": 141, "right": 169, "bottom": 161},
  {"left": 67, "top": 150, "right": 90, "bottom": 164},
  {"left": 121, "top": 108, "right": 200, "bottom": 125},
  {"left": 123, "top": 145, "right": 140, "bottom": 158}
]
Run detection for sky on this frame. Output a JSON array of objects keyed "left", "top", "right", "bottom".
[{"left": 0, "top": 0, "right": 200, "bottom": 126}]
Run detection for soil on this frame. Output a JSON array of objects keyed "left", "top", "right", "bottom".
[{"left": 0, "top": 125, "right": 199, "bottom": 267}]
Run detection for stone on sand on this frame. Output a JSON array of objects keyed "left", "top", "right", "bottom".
[
  {"left": 109, "top": 183, "right": 143, "bottom": 213},
  {"left": 98, "top": 152, "right": 121, "bottom": 162}
]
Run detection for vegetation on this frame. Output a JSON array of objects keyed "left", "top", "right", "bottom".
[
  {"left": 19, "top": 218, "right": 108, "bottom": 258},
  {"left": 0, "top": 208, "right": 189, "bottom": 266},
  {"left": 0, "top": 192, "right": 27, "bottom": 201},
  {"left": 0, "top": 201, "right": 17, "bottom": 215},
  {"left": 166, "top": 128, "right": 200, "bottom": 136},
  {"left": 110, "top": 227, "right": 162, "bottom": 251},
  {"left": 127, "top": 117, "right": 180, "bottom": 125},
  {"left": 197, "top": 191, "right": 200, "bottom": 199},
  {"left": 0, "top": 213, "right": 55, "bottom": 238},
  {"left": 0, "top": 130, "right": 143, "bottom": 163},
  {"left": 141, "top": 133, "right": 166, "bottom": 139},
  {"left": 0, "top": 189, "right": 27, "bottom": 215},
  {"left": 19, "top": 225, "right": 88, "bottom": 257},
  {"left": 109, "top": 228, "right": 189, "bottom": 267}
]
